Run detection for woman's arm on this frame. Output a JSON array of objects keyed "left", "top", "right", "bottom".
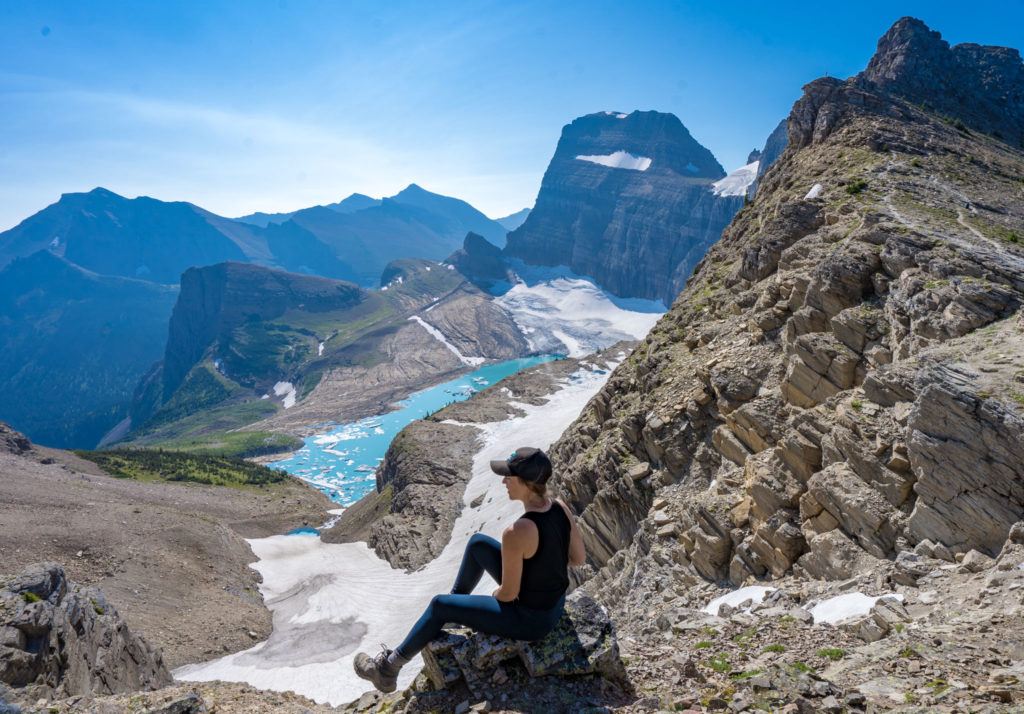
[
  {"left": 492, "top": 519, "right": 534, "bottom": 602},
  {"left": 556, "top": 499, "right": 587, "bottom": 567}
]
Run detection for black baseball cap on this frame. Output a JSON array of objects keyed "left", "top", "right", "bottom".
[{"left": 490, "top": 447, "right": 552, "bottom": 484}]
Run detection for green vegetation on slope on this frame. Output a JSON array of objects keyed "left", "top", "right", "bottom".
[
  {"left": 135, "top": 430, "right": 301, "bottom": 458},
  {"left": 143, "top": 362, "right": 239, "bottom": 430},
  {"left": 76, "top": 448, "right": 288, "bottom": 487}
]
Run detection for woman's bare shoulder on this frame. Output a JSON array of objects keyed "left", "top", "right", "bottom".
[{"left": 508, "top": 517, "right": 539, "bottom": 535}]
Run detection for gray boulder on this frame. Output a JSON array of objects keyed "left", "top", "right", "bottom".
[
  {"left": 0, "top": 563, "right": 170, "bottom": 701},
  {"left": 420, "top": 592, "right": 625, "bottom": 698}
]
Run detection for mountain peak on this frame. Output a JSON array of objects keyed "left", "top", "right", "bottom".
[
  {"left": 858, "top": 17, "right": 1024, "bottom": 144},
  {"left": 398, "top": 182, "right": 426, "bottom": 194},
  {"left": 57, "top": 186, "right": 122, "bottom": 202},
  {"left": 555, "top": 109, "right": 725, "bottom": 179}
]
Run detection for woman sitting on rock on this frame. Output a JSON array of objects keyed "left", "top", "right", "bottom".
[{"left": 354, "top": 446, "right": 586, "bottom": 693}]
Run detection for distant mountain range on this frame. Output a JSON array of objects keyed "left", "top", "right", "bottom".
[
  {"left": 0, "top": 112, "right": 768, "bottom": 449},
  {"left": 234, "top": 192, "right": 382, "bottom": 227},
  {"left": 0, "top": 183, "right": 513, "bottom": 448},
  {"left": 0, "top": 183, "right": 508, "bottom": 287}
]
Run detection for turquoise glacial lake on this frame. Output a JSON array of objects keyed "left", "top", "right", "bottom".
[{"left": 271, "top": 355, "right": 560, "bottom": 506}]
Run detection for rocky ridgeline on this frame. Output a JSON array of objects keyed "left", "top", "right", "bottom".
[
  {"left": 0, "top": 564, "right": 170, "bottom": 708},
  {"left": 541, "top": 16, "right": 1024, "bottom": 710}
]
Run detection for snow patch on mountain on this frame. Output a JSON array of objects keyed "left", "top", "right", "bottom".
[
  {"left": 807, "top": 592, "right": 905, "bottom": 625},
  {"left": 174, "top": 362, "right": 616, "bottom": 705},
  {"left": 494, "top": 261, "right": 664, "bottom": 358},
  {"left": 575, "top": 150, "right": 652, "bottom": 171},
  {"left": 273, "top": 381, "right": 297, "bottom": 409},
  {"left": 702, "top": 586, "right": 776, "bottom": 616},
  {"left": 712, "top": 160, "right": 760, "bottom": 196},
  {"left": 407, "top": 316, "right": 485, "bottom": 366}
]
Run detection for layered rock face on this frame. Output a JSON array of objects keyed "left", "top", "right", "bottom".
[
  {"left": 0, "top": 563, "right": 170, "bottom": 701},
  {"left": 504, "top": 111, "right": 744, "bottom": 305},
  {"left": 546, "top": 18, "right": 1024, "bottom": 608}
]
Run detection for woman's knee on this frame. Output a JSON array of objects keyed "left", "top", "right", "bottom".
[
  {"left": 467, "top": 532, "right": 496, "bottom": 549},
  {"left": 467, "top": 533, "right": 500, "bottom": 558}
]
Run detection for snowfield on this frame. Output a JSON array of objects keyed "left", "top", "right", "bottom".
[
  {"left": 575, "top": 150, "right": 652, "bottom": 171},
  {"left": 175, "top": 363, "right": 617, "bottom": 705},
  {"left": 712, "top": 160, "right": 760, "bottom": 197},
  {"left": 494, "top": 262, "right": 664, "bottom": 357}
]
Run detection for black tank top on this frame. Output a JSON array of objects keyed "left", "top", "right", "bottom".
[{"left": 517, "top": 503, "right": 570, "bottom": 610}]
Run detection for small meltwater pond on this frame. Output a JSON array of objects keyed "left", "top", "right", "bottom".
[{"left": 271, "top": 355, "right": 561, "bottom": 505}]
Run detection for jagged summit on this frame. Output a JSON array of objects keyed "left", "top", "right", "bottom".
[{"left": 857, "top": 16, "right": 1024, "bottom": 145}]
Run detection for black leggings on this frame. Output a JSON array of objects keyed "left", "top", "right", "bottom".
[{"left": 395, "top": 533, "right": 564, "bottom": 658}]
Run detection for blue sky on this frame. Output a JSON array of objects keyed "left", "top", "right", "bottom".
[{"left": 1, "top": 1, "right": 1021, "bottom": 230}]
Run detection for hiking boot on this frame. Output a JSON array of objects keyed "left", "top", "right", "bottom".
[{"left": 353, "top": 646, "right": 401, "bottom": 692}]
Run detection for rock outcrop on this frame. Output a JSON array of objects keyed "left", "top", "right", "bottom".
[
  {"left": 0, "top": 424, "right": 30, "bottom": 456},
  {"left": 540, "top": 17, "right": 1024, "bottom": 668},
  {"left": 420, "top": 591, "right": 625, "bottom": 696},
  {"left": 0, "top": 563, "right": 171, "bottom": 702},
  {"left": 504, "top": 110, "right": 744, "bottom": 305},
  {"left": 446, "top": 232, "right": 510, "bottom": 290}
]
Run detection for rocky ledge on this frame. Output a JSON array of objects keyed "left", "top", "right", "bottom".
[{"left": 0, "top": 563, "right": 170, "bottom": 707}]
